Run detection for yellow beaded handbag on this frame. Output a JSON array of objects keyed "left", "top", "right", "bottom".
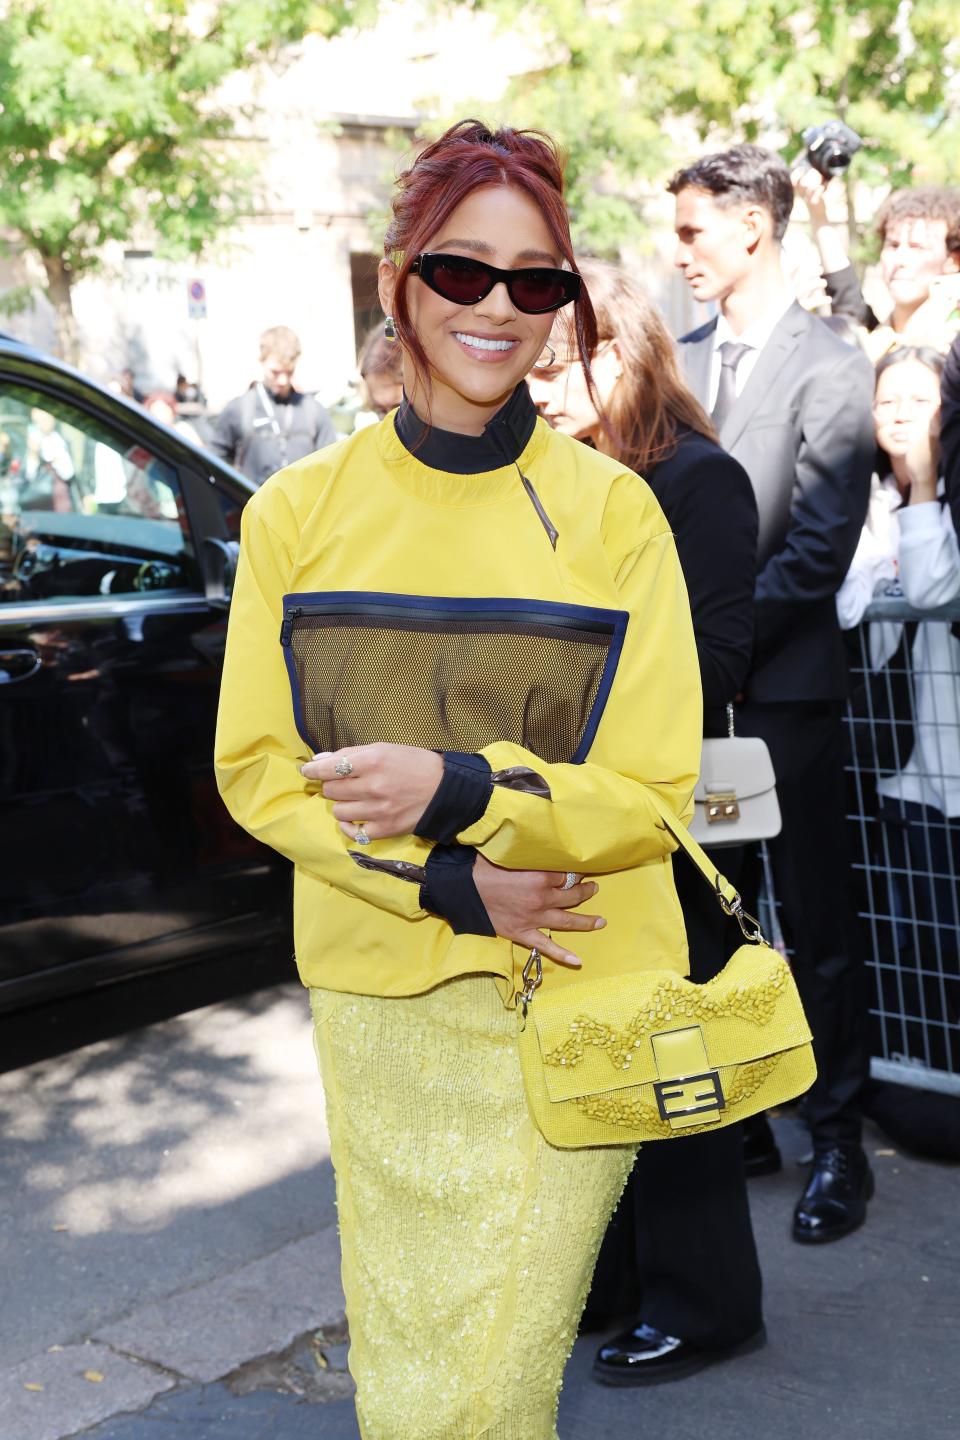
[{"left": 516, "top": 800, "right": 816, "bottom": 1149}]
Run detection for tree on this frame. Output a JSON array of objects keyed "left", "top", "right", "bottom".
[
  {"left": 0, "top": 1, "right": 374, "bottom": 362},
  {"left": 462, "top": 0, "right": 960, "bottom": 254}
]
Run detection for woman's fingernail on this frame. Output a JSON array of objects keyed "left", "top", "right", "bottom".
[
  {"left": 565, "top": 954, "right": 582, "bottom": 967},
  {"left": 593, "top": 918, "right": 606, "bottom": 929}
]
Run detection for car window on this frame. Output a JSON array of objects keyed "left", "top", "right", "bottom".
[
  {"left": 210, "top": 476, "right": 243, "bottom": 543},
  {"left": 0, "top": 381, "right": 197, "bottom": 605}
]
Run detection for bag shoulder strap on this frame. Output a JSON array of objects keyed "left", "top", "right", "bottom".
[{"left": 653, "top": 796, "right": 766, "bottom": 944}]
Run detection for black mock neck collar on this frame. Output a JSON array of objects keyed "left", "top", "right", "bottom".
[{"left": 393, "top": 383, "right": 538, "bottom": 474}]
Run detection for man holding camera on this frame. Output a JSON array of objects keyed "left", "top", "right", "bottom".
[
  {"left": 796, "top": 170, "right": 960, "bottom": 359},
  {"left": 671, "top": 144, "right": 876, "bottom": 1244}
]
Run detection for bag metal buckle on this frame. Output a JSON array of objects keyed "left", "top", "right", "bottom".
[
  {"left": 653, "top": 1070, "right": 726, "bottom": 1122},
  {"left": 706, "top": 789, "right": 740, "bottom": 823},
  {"left": 650, "top": 1024, "right": 726, "bottom": 1129}
]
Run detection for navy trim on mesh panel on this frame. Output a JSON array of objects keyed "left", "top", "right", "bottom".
[
  {"left": 415, "top": 752, "right": 493, "bottom": 843},
  {"left": 420, "top": 844, "right": 496, "bottom": 936},
  {"left": 282, "top": 590, "right": 627, "bottom": 633},
  {"left": 280, "top": 630, "right": 317, "bottom": 753},
  {"left": 571, "top": 608, "right": 628, "bottom": 763},
  {"left": 279, "top": 591, "right": 629, "bottom": 763}
]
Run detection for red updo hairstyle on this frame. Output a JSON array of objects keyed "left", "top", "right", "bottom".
[{"left": 385, "top": 119, "right": 599, "bottom": 405}]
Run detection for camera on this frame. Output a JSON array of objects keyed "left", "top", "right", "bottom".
[{"left": 802, "top": 120, "right": 863, "bottom": 178}]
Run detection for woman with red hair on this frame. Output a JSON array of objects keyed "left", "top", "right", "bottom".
[{"left": 215, "top": 120, "right": 701, "bottom": 1438}]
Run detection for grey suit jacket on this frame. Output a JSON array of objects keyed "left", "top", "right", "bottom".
[{"left": 679, "top": 302, "right": 874, "bottom": 702}]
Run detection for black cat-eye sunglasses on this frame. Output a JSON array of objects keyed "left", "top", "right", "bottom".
[{"left": 410, "top": 252, "right": 581, "bottom": 315}]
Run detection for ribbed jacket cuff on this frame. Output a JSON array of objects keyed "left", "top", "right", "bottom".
[
  {"left": 420, "top": 844, "right": 496, "bottom": 937},
  {"left": 415, "top": 752, "right": 493, "bottom": 844}
]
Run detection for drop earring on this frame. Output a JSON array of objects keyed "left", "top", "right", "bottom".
[{"left": 384, "top": 315, "right": 397, "bottom": 342}]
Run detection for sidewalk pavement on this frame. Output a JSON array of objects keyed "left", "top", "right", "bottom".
[{"left": 1, "top": 983, "right": 956, "bottom": 1440}]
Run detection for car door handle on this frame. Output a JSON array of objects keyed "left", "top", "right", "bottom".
[{"left": 0, "top": 648, "right": 42, "bottom": 684}]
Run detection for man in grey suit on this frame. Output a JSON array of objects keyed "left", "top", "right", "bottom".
[{"left": 671, "top": 145, "right": 876, "bottom": 1243}]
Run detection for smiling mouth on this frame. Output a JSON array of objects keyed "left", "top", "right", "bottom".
[{"left": 454, "top": 332, "right": 519, "bottom": 354}]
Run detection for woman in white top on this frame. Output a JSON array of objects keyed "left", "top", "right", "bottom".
[{"left": 838, "top": 344, "right": 960, "bottom": 1073}]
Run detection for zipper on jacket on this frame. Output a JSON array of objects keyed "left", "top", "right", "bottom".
[
  {"left": 518, "top": 467, "right": 559, "bottom": 550},
  {"left": 280, "top": 596, "right": 618, "bottom": 637},
  {"left": 279, "top": 607, "right": 301, "bottom": 646}
]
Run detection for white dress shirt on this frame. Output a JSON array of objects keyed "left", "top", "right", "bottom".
[
  {"left": 708, "top": 293, "right": 797, "bottom": 411},
  {"left": 873, "top": 498, "right": 960, "bottom": 817}
]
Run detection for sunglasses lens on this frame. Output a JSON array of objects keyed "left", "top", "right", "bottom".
[
  {"left": 512, "top": 274, "right": 574, "bottom": 313},
  {"left": 427, "top": 258, "right": 490, "bottom": 305},
  {"left": 416, "top": 255, "right": 580, "bottom": 313}
]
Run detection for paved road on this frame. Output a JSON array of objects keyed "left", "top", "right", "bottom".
[{"left": 1, "top": 983, "right": 957, "bottom": 1440}]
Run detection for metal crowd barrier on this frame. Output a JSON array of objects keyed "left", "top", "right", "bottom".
[{"left": 843, "top": 591, "right": 960, "bottom": 1097}]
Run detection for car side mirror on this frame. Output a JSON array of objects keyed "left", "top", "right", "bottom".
[{"left": 203, "top": 537, "right": 239, "bottom": 608}]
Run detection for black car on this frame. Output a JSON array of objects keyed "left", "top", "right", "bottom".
[{"left": 0, "top": 337, "right": 291, "bottom": 1013}]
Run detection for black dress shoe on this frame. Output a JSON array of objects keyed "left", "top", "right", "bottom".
[
  {"left": 743, "top": 1113, "right": 782, "bottom": 1178},
  {"left": 792, "top": 1143, "right": 874, "bottom": 1244},
  {"left": 593, "top": 1321, "right": 766, "bottom": 1387}
]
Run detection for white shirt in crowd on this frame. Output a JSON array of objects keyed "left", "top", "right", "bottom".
[
  {"left": 708, "top": 292, "right": 796, "bottom": 411},
  {"left": 837, "top": 480, "right": 960, "bottom": 817}
]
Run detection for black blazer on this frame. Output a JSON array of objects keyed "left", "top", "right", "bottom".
[
  {"left": 679, "top": 303, "right": 875, "bottom": 703},
  {"left": 646, "top": 425, "right": 758, "bottom": 738}
]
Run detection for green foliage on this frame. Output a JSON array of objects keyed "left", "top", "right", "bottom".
[
  {"left": 459, "top": 0, "right": 960, "bottom": 249},
  {"left": 0, "top": 0, "right": 369, "bottom": 341}
]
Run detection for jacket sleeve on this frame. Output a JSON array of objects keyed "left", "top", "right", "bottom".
[
  {"left": 214, "top": 488, "right": 439, "bottom": 923},
  {"left": 897, "top": 503, "right": 960, "bottom": 609},
  {"left": 753, "top": 348, "right": 874, "bottom": 657},
  {"left": 664, "top": 444, "right": 757, "bottom": 708},
  {"left": 208, "top": 397, "right": 244, "bottom": 465},
  {"left": 452, "top": 476, "right": 702, "bottom": 874},
  {"left": 823, "top": 263, "right": 878, "bottom": 330},
  {"left": 835, "top": 531, "right": 896, "bottom": 630}
]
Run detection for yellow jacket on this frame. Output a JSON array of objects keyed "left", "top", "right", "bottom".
[{"left": 214, "top": 390, "right": 702, "bottom": 1001}]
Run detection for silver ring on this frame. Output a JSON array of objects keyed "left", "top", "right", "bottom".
[
  {"left": 355, "top": 823, "right": 371, "bottom": 846},
  {"left": 334, "top": 759, "right": 354, "bottom": 777},
  {"left": 562, "top": 871, "right": 578, "bottom": 890}
]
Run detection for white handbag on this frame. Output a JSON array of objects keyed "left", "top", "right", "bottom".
[{"left": 689, "top": 705, "right": 782, "bottom": 848}]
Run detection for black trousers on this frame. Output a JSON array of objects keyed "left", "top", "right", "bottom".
[
  {"left": 586, "top": 842, "right": 764, "bottom": 1348},
  {"left": 738, "top": 700, "right": 871, "bottom": 1146}
]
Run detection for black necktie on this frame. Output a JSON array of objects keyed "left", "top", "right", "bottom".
[{"left": 711, "top": 340, "right": 751, "bottom": 430}]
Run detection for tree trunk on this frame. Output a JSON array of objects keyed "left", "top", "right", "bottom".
[{"left": 41, "top": 254, "right": 79, "bottom": 367}]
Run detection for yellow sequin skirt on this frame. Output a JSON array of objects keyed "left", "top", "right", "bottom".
[{"left": 310, "top": 975, "right": 635, "bottom": 1440}]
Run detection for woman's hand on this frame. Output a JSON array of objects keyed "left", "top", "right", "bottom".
[
  {"left": 301, "top": 744, "right": 444, "bottom": 841},
  {"left": 473, "top": 855, "right": 606, "bottom": 969},
  {"left": 905, "top": 405, "right": 940, "bottom": 503}
]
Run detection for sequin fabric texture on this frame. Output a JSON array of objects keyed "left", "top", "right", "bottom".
[{"left": 310, "top": 977, "right": 635, "bottom": 1440}]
